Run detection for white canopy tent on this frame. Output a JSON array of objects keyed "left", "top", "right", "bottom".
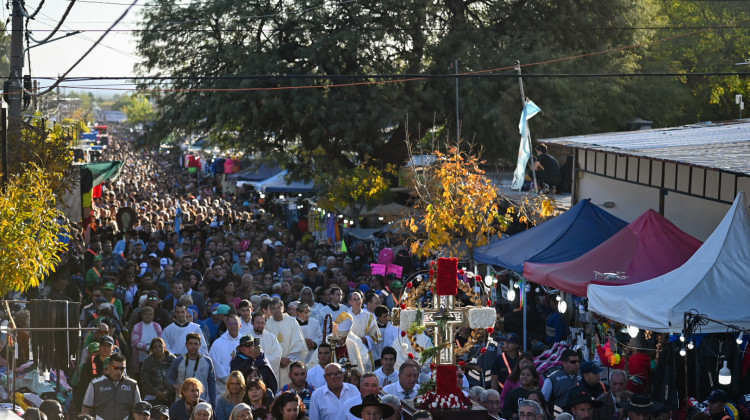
[{"left": 588, "top": 192, "right": 750, "bottom": 334}]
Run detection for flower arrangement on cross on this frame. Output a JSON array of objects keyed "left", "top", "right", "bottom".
[{"left": 392, "top": 257, "right": 497, "bottom": 409}]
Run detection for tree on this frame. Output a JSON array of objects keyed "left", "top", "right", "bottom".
[
  {"left": 0, "top": 165, "right": 69, "bottom": 294},
  {"left": 135, "top": 0, "right": 663, "bottom": 178},
  {"left": 315, "top": 160, "right": 395, "bottom": 227},
  {"left": 403, "top": 141, "right": 555, "bottom": 264},
  {"left": 123, "top": 94, "right": 156, "bottom": 126}
]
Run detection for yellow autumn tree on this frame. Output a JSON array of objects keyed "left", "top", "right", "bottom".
[
  {"left": 404, "top": 141, "right": 554, "bottom": 264},
  {"left": 0, "top": 165, "right": 69, "bottom": 294},
  {"left": 316, "top": 160, "right": 395, "bottom": 227}
]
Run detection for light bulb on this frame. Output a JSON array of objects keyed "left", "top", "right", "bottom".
[
  {"left": 679, "top": 334, "right": 685, "bottom": 342},
  {"left": 259, "top": 193, "right": 265, "bottom": 199},
  {"left": 535, "top": 287, "right": 540, "bottom": 293},
  {"left": 737, "top": 331, "right": 745, "bottom": 345},
  {"left": 687, "top": 340, "right": 695, "bottom": 350},
  {"left": 279, "top": 195, "right": 285, "bottom": 199},
  {"left": 556, "top": 295, "right": 561, "bottom": 302},
  {"left": 507, "top": 289, "right": 516, "bottom": 302},
  {"left": 719, "top": 361, "right": 732, "bottom": 385},
  {"left": 579, "top": 303, "right": 585, "bottom": 314},
  {"left": 484, "top": 275, "right": 493, "bottom": 287},
  {"left": 492, "top": 278, "right": 498, "bottom": 284},
  {"left": 628, "top": 326, "right": 639, "bottom": 338},
  {"left": 558, "top": 300, "right": 567, "bottom": 313},
  {"left": 525, "top": 284, "right": 531, "bottom": 293},
  {"left": 514, "top": 281, "right": 519, "bottom": 289},
  {"left": 679, "top": 347, "right": 686, "bottom": 357}
]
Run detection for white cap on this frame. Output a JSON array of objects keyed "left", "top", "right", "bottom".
[
  {"left": 160, "top": 258, "right": 169, "bottom": 267},
  {"left": 307, "top": 263, "right": 318, "bottom": 270},
  {"left": 273, "top": 241, "right": 283, "bottom": 247}
]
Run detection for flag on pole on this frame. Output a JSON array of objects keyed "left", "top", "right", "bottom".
[{"left": 511, "top": 99, "right": 542, "bottom": 190}]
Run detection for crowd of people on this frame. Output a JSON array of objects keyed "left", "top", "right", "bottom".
[{"left": 7, "top": 137, "right": 738, "bottom": 420}]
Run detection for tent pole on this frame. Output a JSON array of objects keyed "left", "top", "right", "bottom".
[{"left": 522, "top": 277, "right": 527, "bottom": 352}]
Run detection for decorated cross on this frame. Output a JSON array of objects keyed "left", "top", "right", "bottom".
[{"left": 394, "top": 257, "right": 496, "bottom": 398}]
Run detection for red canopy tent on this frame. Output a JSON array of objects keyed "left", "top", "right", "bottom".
[{"left": 523, "top": 209, "right": 702, "bottom": 297}]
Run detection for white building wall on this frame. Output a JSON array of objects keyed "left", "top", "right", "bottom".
[{"left": 577, "top": 173, "right": 660, "bottom": 223}]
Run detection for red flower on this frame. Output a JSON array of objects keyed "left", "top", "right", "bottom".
[
  {"left": 400, "top": 304, "right": 406, "bottom": 310},
  {"left": 487, "top": 327, "right": 495, "bottom": 335},
  {"left": 481, "top": 347, "right": 488, "bottom": 354},
  {"left": 458, "top": 269, "right": 465, "bottom": 276},
  {"left": 408, "top": 353, "right": 415, "bottom": 359},
  {"left": 429, "top": 363, "right": 436, "bottom": 370},
  {"left": 401, "top": 330, "right": 407, "bottom": 337},
  {"left": 487, "top": 299, "right": 492, "bottom": 306},
  {"left": 406, "top": 282, "right": 413, "bottom": 289},
  {"left": 459, "top": 361, "right": 466, "bottom": 367}
]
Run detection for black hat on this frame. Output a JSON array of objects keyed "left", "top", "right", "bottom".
[
  {"left": 622, "top": 394, "right": 663, "bottom": 413},
  {"left": 133, "top": 401, "right": 152, "bottom": 416},
  {"left": 706, "top": 389, "right": 728, "bottom": 403},
  {"left": 99, "top": 335, "right": 115, "bottom": 345},
  {"left": 151, "top": 405, "right": 169, "bottom": 420},
  {"left": 564, "top": 391, "right": 604, "bottom": 411},
  {"left": 504, "top": 332, "right": 522, "bottom": 345},
  {"left": 580, "top": 361, "right": 604, "bottom": 375},
  {"left": 238, "top": 335, "right": 254, "bottom": 347},
  {"left": 350, "top": 395, "right": 396, "bottom": 418}
]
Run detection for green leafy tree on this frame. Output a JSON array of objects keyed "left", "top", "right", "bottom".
[
  {"left": 135, "top": 0, "right": 677, "bottom": 176},
  {"left": 123, "top": 94, "right": 157, "bottom": 126},
  {"left": 0, "top": 165, "right": 69, "bottom": 294},
  {"left": 316, "top": 160, "right": 395, "bottom": 227}
]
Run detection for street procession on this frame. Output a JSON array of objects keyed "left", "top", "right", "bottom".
[{"left": 2, "top": 1, "right": 750, "bottom": 420}]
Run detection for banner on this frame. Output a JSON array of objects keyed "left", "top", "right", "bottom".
[{"left": 511, "top": 99, "right": 542, "bottom": 190}]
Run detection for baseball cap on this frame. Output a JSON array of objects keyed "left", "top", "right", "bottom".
[
  {"left": 160, "top": 258, "right": 169, "bottom": 267},
  {"left": 134, "top": 401, "right": 152, "bottom": 416},
  {"left": 213, "top": 304, "right": 231, "bottom": 315},
  {"left": 391, "top": 280, "right": 403, "bottom": 289},
  {"left": 99, "top": 335, "right": 115, "bottom": 345},
  {"left": 707, "top": 389, "right": 727, "bottom": 403},
  {"left": 151, "top": 406, "right": 169, "bottom": 420},
  {"left": 87, "top": 342, "right": 100, "bottom": 353},
  {"left": 93, "top": 255, "right": 103, "bottom": 262},
  {"left": 102, "top": 282, "right": 115, "bottom": 291},
  {"left": 580, "top": 361, "right": 604, "bottom": 375},
  {"left": 343, "top": 257, "right": 353, "bottom": 264},
  {"left": 504, "top": 332, "right": 522, "bottom": 345},
  {"left": 263, "top": 239, "right": 273, "bottom": 246},
  {"left": 238, "top": 335, "right": 255, "bottom": 347},
  {"left": 307, "top": 263, "right": 318, "bottom": 270},
  {"left": 273, "top": 241, "right": 283, "bottom": 247}
]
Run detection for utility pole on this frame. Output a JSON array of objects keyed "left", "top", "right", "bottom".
[
  {"left": 454, "top": 58, "right": 460, "bottom": 143},
  {"left": 7, "top": 0, "right": 25, "bottom": 145}
]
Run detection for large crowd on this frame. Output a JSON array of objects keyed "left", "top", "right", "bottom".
[{"left": 6, "top": 137, "right": 742, "bottom": 420}]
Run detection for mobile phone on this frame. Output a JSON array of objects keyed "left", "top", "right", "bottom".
[{"left": 253, "top": 338, "right": 260, "bottom": 347}]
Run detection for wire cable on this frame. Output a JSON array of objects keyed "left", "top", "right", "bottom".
[
  {"left": 36, "top": 0, "right": 138, "bottom": 96},
  {"left": 26, "top": 0, "right": 45, "bottom": 20},
  {"left": 25, "top": 0, "right": 76, "bottom": 44}
]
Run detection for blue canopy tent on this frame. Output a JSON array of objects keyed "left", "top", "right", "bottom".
[
  {"left": 474, "top": 199, "right": 628, "bottom": 272},
  {"left": 227, "top": 163, "right": 283, "bottom": 181},
  {"left": 252, "top": 170, "right": 316, "bottom": 193}
]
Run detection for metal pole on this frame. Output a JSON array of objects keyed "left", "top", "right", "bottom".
[
  {"left": 514, "top": 61, "right": 539, "bottom": 194},
  {"left": 455, "top": 58, "right": 460, "bottom": 142},
  {"left": 522, "top": 277, "right": 527, "bottom": 352},
  {"left": 7, "top": 0, "right": 24, "bottom": 151},
  {"left": 1, "top": 107, "right": 6, "bottom": 193}
]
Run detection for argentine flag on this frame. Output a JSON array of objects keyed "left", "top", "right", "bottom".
[{"left": 511, "top": 99, "right": 542, "bottom": 190}]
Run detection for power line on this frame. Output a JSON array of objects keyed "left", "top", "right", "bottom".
[
  {"left": 23, "top": 0, "right": 77, "bottom": 44},
  {"left": 19, "top": 25, "right": 750, "bottom": 32},
  {"left": 36, "top": 0, "right": 138, "bottom": 95}
]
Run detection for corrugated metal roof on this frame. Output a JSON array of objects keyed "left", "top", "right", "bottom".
[{"left": 541, "top": 120, "right": 750, "bottom": 175}]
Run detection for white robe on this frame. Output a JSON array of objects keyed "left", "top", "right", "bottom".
[
  {"left": 374, "top": 322, "right": 400, "bottom": 362},
  {"left": 208, "top": 331, "right": 241, "bottom": 384},
  {"left": 335, "top": 333, "right": 370, "bottom": 374},
  {"left": 298, "top": 317, "right": 323, "bottom": 368},
  {"left": 391, "top": 330, "right": 433, "bottom": 383},
  {"left": 265, "top": 316, "right": 308, "bottom": 388},
  {"left": 250, "top": 329, "right": 282, "bottom": 384},
  {"left": 350, "top": 309, "right": 381, "bottom": 351},
  {"left": 319, "top": 304, "right": 348, "bottom": 334}
]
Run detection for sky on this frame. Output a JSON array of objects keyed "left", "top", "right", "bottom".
[{"left": 18, "top": 0, "right": 146, "bottom": 97}]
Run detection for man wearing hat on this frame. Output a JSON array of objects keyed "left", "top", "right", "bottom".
[
  {"left": 564, "top": 390, "right": 604, "bottom": 420},
  {"left": 706, "top": 389, "right": 738, "bottom": 420},
  {"left": 348, "top": 394, "right": 396, "bottom": 420},
  {"left": 491, "top": 332, "right": 522, "bottom": 391},
  {"left": 133, "top": 401, "right": 153, "bottom": 420},
  {"left": 330, "top": 312, "right": 368, "bottom": 372},
  {"left": 86, "top": 255, "right": 104, "bottom": 293},
  {"left": 102, "top": 282, "right": 124, "bottom": 320},
  {"left": 575, "top": 361, "right": 607, "bottom": 400},
  {"left": 384, "top": 278, "right": 402, "bottom": 310},
  {"left": 230, "top": 334, "right": 278, "bottom": 393},
  {"left": 150, "top": 405, "right": 169, "bottom": 420},
  {"left": 620, "top": 394, "right": 663, "bottom": 420}
]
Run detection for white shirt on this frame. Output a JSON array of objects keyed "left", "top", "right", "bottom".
[
  {"left": 239, "top": 317, "right": 253, "bottom": 336},
  {"left": 342, "top": 394, "right": 363, "bottom": 420},
  {"left": 374, "top": 367, "right": 399, "bottom": 387},
  {"left": 383, "top": 381, "right": 417, "bottom": 400},
  {"left": 309, "top": 383, "right": 359, "bottom": 420},
  {"left": 208, "top": 331, "right": 240, "bottom": 380},
  {"left": 307, "top": 365, "right": 327, "bottom": 389},
  {"left": 162, "top": 322, "right": 208, "bottom": 355}
]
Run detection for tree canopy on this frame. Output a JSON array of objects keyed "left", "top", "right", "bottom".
[{"left": 135, "top": 0, "right": 750, "bottom": 177}]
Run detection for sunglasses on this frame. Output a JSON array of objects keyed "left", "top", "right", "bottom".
[{"left": 111, "top": 365, "right": 126, "bottom": 371}]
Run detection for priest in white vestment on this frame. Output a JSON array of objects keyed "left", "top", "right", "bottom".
[
  {"left": 332, "top": 312, "right": 371, "bottom": 373},
  {"left": 296, "top": 303, "right": 323, "bottom": 368},
  {"left": 249, "top": 312, "right": 283, "bottom": 384},
  {"left": 265, "top": 299, "right": 308, "bottom": 388}
]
